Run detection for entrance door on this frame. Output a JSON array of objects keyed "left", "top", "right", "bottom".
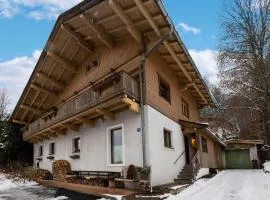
[{"left": 184, "top": 136, "right": 190, "bottom": 163}]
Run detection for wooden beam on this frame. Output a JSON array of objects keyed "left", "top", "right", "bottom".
[
  {"left": 47, "top": 51, "right": 77, "bottom": 74},
  {"left": 134, "top": 0, "right": 208, "bottom": 104},
  {"left": 36, "top": 72, "right": 65, "bottom": 90},
  {"left": 64, "top": 124, "right": 80, "bottom": 132},
  {"left": 96, "top": 108, "right": 115, "bottom": 120},
  {"left": 180, "top": 82, "right": 195, "bottom": 93},
  {"left": 12, "top": 119, "right": 29, "bottom": 125},
  {"left": 20, "top": 105, "right": 42, "bottom": 115},
  {"left": 121, "top": 97, "right": 140, "bottom": 113},
  {"left": 108, "top": 0, "right": 142, "bottom": 43},
  {"left": 61, "top": 24, "right": 93, "bottom": 52},
  {"left": 80, "top": 14, "right": 113, "bottom": 48},
  {"left": 77, "top": 117, "right": 95, "bottom": 127},
  {"left": 30, "top": 83, "right": 58, "bottom": 97}
]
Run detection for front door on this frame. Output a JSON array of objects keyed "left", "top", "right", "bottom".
[{"left": 184, "top": 135, "right": 190, "bottom": 163}]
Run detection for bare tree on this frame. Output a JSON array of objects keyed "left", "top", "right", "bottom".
[
  {"left": 219, "top": 0, "right": 270, "bottom": 143},
  {"left": 0, "top": 88, "right": 9, "bottom": 121}
]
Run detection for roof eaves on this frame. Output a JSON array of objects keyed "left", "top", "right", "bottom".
[{"left": 10, "top": 0, "right": 105, "bottom": 122}]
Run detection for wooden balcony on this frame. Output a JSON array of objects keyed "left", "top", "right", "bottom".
[{"left": 24, "top": 72, "right": 140, "bottom": 143}]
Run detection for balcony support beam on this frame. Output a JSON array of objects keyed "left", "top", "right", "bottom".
[
  {"left": 96, "top": 108, "right": 115, "bottom": 120},
  {"left": 12, "top": 119, "right": 29, "bottom": 125},
  {"left": 77, "top": 117, "right": 95, "bottom": 127},
  {"left": 64, "top": 124, "right": 80, "bottom": 132},
  {"left": 122, "top": 97, "right": 140, "bottom": 113}
]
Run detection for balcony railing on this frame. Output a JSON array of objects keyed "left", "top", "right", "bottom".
[{"left": 25, "top": 72, "right": 139, "bottom": 137}]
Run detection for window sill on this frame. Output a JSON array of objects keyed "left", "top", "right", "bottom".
[
  {"left": 36, "top": 157, "right": 43, "bottom": 161},
  {"left": 70, "top": 153, "right": 80, "bottom": 159},
  {"left": 164, "top": 147, "right": 174, "bottom": 151},
  {"left": 107, "top": 163, "right": 125, "bottom": 167},
  {"left": 47, "top": 155, "right": 55, "bottom": 160}
]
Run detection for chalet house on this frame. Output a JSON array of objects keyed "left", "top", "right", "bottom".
[{"left": 10, "top": 0, "right": 224, "bottom": 186}]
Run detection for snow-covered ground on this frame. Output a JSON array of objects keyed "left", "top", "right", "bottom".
[
  {"left": 166, "top": 170, "right": 270, "bottom": 200},
  {"left": 0, "top": 173, "right": 67, "bottom": 200},
  {"left": 195, "top": 168, "right": 209, "bottom": 180},
  {"left": 263, "top": 161, "right": 270, "bottom": 172}
]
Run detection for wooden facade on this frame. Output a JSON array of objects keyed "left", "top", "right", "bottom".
[{"left": 10, "top": 0, "right": 216, "bottom": 147}]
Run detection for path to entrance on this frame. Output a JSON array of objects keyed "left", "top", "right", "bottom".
[{"left": 166, "top": 170, "right": 270, "bottom": 200}]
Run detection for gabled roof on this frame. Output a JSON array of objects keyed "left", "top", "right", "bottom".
[{"left": 10, "top": 0, "right": 217, "bottom": 125}]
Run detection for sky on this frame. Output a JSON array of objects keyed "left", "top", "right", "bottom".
[{"left": 0, "top": 0, "right": 222, "bottom": 110}]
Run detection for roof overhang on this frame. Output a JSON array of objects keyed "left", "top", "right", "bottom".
[
  {"left": 10, "top": 0, "right": 217, "bottom": 125},
  {"left": 225, "top": 139, "right": 264, "bottom": 145}
]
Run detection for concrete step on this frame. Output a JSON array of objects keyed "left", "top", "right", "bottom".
[
  {"left": 177, "top": 174, "right": 193, "bottom": 179},
  {"left": 174, "top": 178, "right": 193, "bottom": 184}
]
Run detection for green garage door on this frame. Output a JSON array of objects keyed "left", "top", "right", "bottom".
[{"left": 225, "top": 149, "right": 251, "bottom": 169}]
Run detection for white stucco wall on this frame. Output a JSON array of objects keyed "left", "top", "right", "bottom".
[
  {"left": 250, "top": 146, "right": 258, "bottom": 161},
  {"left": 34, "top": 110, "right": 142, "bottom": 172},
  {"left": 144, "top": 105, "right": 186, "bottom": 186}
]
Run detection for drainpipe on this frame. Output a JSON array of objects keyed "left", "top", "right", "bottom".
[{"left": 139, "top": 26, "right": 173, "bottom": 169}]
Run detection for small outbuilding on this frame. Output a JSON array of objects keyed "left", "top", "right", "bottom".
[{"left": 225, "top": 139, "right": 264, "bottom": 169}]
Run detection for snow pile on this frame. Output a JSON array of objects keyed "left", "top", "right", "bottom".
[
  {"left": 170, "top": 184, "right": 188, "bottom": 190},
  {"left": 98, "top": 194, "right": 123, "bottom": 200},
  {"left": 165, "top": 170, "right": 270, "bottom": 200},
  {"left": 47, "top": 196, "right": 68, "bottom": 200},
  {"left": 195, "top": 168, "right": 209, "bottom": 180},
  {"left": 263, "top": 161, "right": 270, "bottom": 172},
  {"left": 0, "top": 173, "right": 38, "bottom": 191}
]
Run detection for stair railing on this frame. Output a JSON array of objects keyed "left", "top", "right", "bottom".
[
  {"left": 191, "top": 150, "right": 200, "bottom": 181},
  {"left": 174, "top": 150, "right": 185, "bottom": 164}
]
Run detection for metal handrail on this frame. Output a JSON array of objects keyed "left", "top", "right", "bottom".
[{"left": 174, "top": 150, "right": 185, "bottom": 164}]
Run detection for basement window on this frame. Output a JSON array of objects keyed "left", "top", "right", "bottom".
[
  {"left": 201, "top": 137, "right": 208, "bottom": 153},
  {"left": 86, "top": 57, "right": 99, "bottom": 73},
  {"left": 49, "top": 142, "right": 55, "bottom": 155},
  {"left": 158, "top": 75, "right": 171, "bottom": 103},
  {"left": 72, "top": 137, "right": 81, "bottom": 154},
  {"left": 182, "top": 99, "right": 189, "bottom": 118},
  {"left": 163, "top": 129, "right": 173, "bottom": 149}
]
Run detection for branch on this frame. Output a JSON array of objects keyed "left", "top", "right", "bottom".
[{"left": 221, "top": 106, "right": 263, "bottom": 112}]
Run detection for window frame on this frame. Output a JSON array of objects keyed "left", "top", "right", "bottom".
[
  {"left": 158, "top": 75, "right": 171, "bottom": 103},
  {"left": 181, "top": 99, "right": 190, "bottom": 118},
  {"left": 107, "top": 124, "right": 125, "bottom": 166},
  {"left": 72, "top": 137, "right": 81, "bottom": 154},
  {"left": 201, "top": 136, "right": 208, "bottom": 153},
  {"left": 163, "top": 128, "right": 173, "bottom": 149},
  {"left": 49, "top": 142, "right": 55, "bottom": 155},
  {"left": 38, "top": 145, "right": 43, "bottom": 157},
  {"left": 85, "top": 56, "right": 99, "bottom": 74}
]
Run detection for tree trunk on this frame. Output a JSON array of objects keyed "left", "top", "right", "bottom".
[{"left": 266, "top": 95, "right": 270, "bottom": 144}]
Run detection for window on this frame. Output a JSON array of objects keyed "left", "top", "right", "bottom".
[
  {"left": 182, "top": 99, "right": 189, "bottom": 118},
  {"left": 39, "top": 145, "right": 43, "bottom": 157},
  {"left": 49, "top": 142, "right": 55, "bottom": 155},
  {"left": 86, "top": 58, "right": 99, "bottom": 73},
  {"left": 110, "top": 127, "right": 123, "bottom": 164},
  {"left": 158, "top": 75, "right": 171, "bottom": 103},
  {"left": 201, "top": 137, "right": 208, "bottom": 152},
  {"left": 72, "top": 137, "right": 81, "bottom": 153},
  {"left": 163, "top": 129, "right": 172, "bottom": 148}
]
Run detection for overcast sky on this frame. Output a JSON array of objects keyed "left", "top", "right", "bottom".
[{"left": 0, "top": 0, "right": 222, "bottom": 110}]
